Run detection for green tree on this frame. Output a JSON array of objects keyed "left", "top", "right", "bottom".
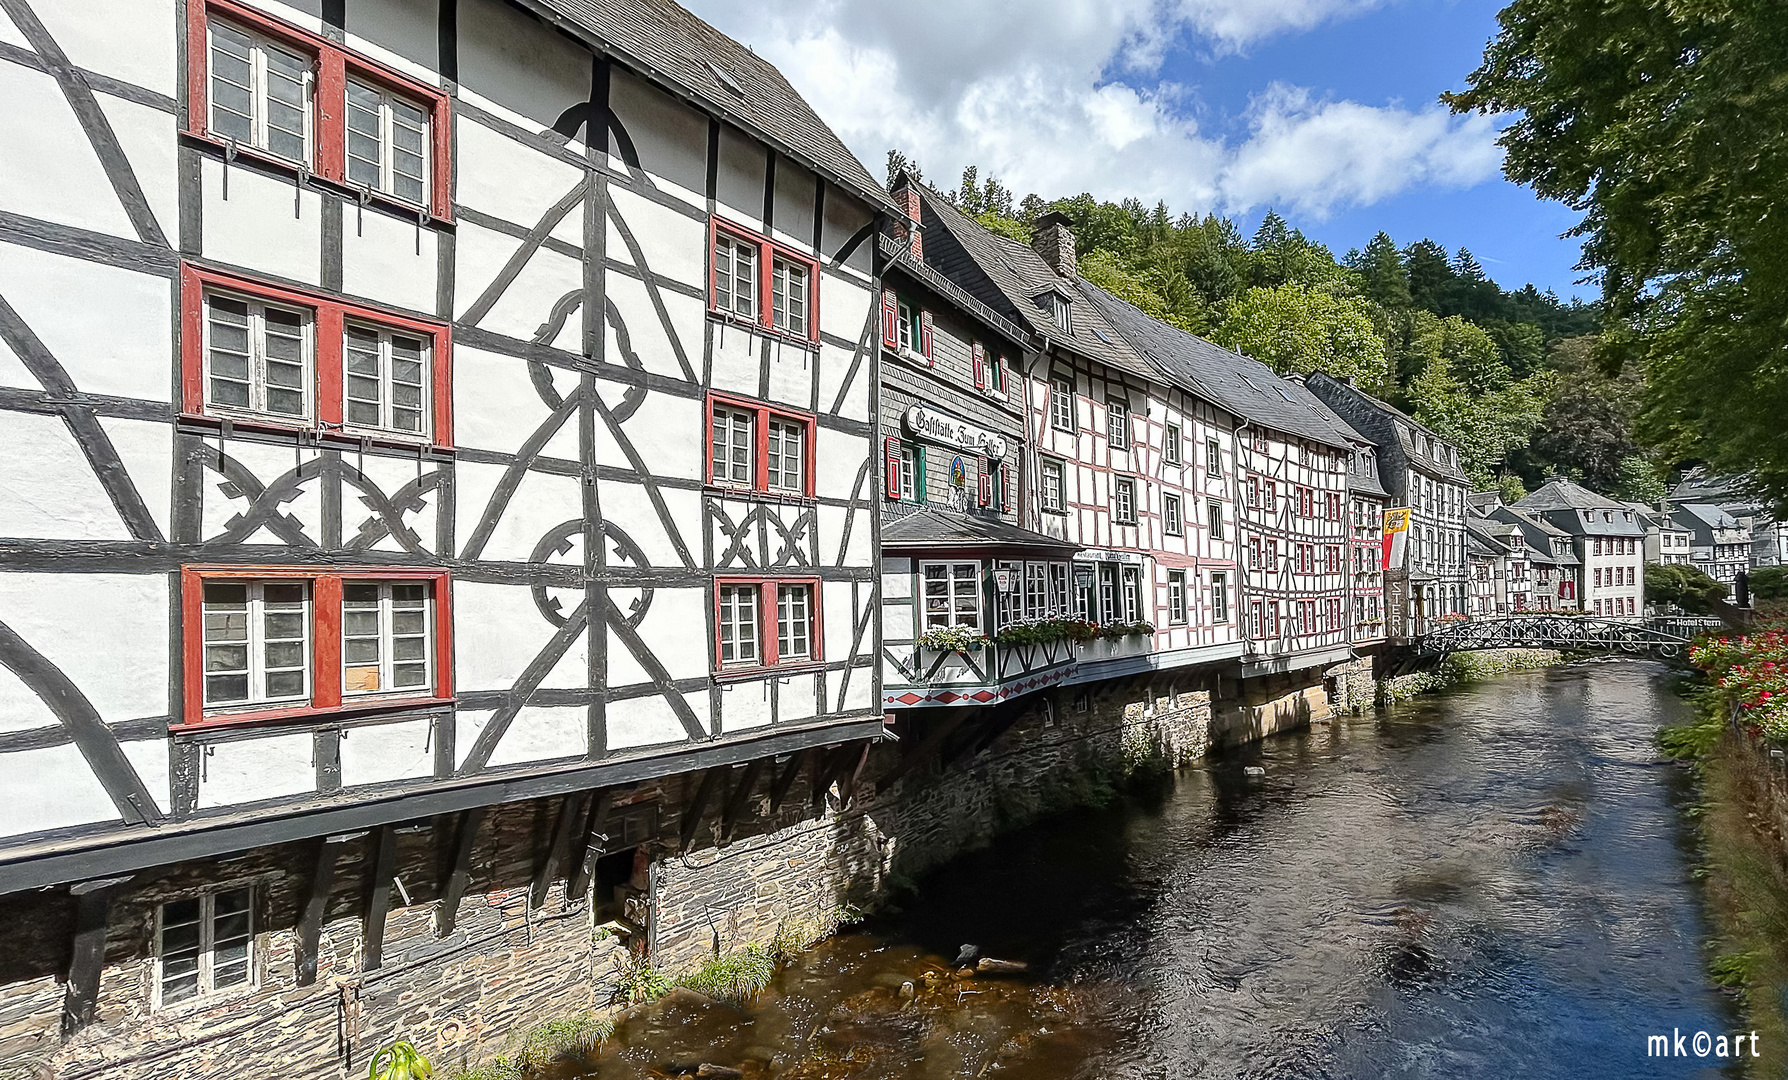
[
  {"left": 1214, "top": 284, "right": 1388, "bottom": 387},
  {"left": 1614, "top": 454, "right": 1667, "bottom": 503},
  {"left": 1644, "top": 563, "right": 1730, "bottom": 614},
  {"left": 1402, "top": 240, "right": 1455, "bottom": 312},
  {"left": 1347, "top": 232, "right": 1412, "bottom": 309},
  {"left": 1448, "top": 0, "right": 1788, "bottom": 509}
]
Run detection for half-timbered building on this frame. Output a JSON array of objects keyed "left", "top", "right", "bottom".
[
  {"left": 1346, "top": 443, "right": 1389, "bottom": 645},
  {"left": 0, "top": 0, "right": 889, "bottom": 1072}
]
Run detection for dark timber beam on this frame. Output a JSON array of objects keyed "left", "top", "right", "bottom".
[
  {"left": 566, "top": 790, "right": 611, "bottom": 900},
  {"left": 678, "top": 768, "right": 724, "bottom": 853},
  {"left": 295, "top": 837, "right": 343, "bottom": 984},
  {"left": 362, "top": 825, "right": 397, "bottom": 971},
  {"left": 878, "top": 710, "right": 976, "bottom": 787},
  {"left": 767, "top": 749, "right": 807, "bottom": 812},
  {"left": 719, "top": 759, "right": 765, "bottom": 842},
  {"left": 809, "top": 744, "right": 853, "bottom": 810},
  {"left": 435, "top": 807, "right": 485, "bottom": 937},
  {"left": 60, "top": 876, "right": 127, "bottom": 1038},
  {"left": 530, "top": 794, "right": 583, "bottom": 909},
  {"left": 836, "top": 743, "right": 872, "bottom": 811}
]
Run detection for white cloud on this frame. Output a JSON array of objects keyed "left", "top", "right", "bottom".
[{"left": 682, "top": 0, "right": 1499, "bottom": 221}]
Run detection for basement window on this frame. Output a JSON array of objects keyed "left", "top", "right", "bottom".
[{"left": 156, "top": 886, "right": 255, "bottom": 1008}]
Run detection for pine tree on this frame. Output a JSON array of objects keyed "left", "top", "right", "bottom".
[
  {"left": 1402, "top": 239, "right": 1455, "bottom": 312},
  {"left": 956, "top": 166, "right": 981, "bottom": 214},
  {"left": 1357, "top": 232, "right": 1411, "bottom": 309}
]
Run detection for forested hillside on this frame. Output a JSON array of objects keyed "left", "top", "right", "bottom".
[{"left": 889, "top": 154, "right": 1664, "bottom": 505}]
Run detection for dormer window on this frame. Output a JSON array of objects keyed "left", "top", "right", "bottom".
[{"left": 1037, "top": 290, "right": 1071, "bottom": 333}]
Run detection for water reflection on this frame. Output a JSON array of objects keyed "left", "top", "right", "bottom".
[{"left": 569, "top": 662, "right": 1736, "bottom": 1078}]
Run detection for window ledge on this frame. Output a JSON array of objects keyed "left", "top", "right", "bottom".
[
  {"left": 713, "top": 660, "right": 827, "bottom": 684},
  {"left": 178, "top": 413, "right": 453, "bottom": 456},
  {"left": 174, "top": 695, "right": 454, "bottom": 735},
  {"left": 707, "top": 310, "right": 818, "bottom": 351},
  {"left": 184, "top": 131, "right": 452, "bottom": 225},
  {"left": 704, "top": 483, "right": 817, "bottom": 506}
]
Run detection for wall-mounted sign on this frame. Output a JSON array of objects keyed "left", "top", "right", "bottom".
[
  {"left": 904, "top": 405, "right": 1009, "bottom": 461},
  {"left": 992, "top": 567, "right": 1015, "bottom": 593}
]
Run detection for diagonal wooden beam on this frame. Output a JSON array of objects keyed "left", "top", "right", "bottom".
[
  {"left": 809, "top": 743, "right": 855, "bottom": 810},
  {"left": 719, "top": 759, "right": 765, "bottom": 843},
  {"left": 767, "top": 749, "right": 808, "bottom": 813},
  {"left": 530, "top": 794, "right": 583, "bottom": 909},
  {"left": 678, "top": 768, "right": 724, "bottom": 853},
  {"left": 836, "top": 743, "right": 872, "bottom": 811},
  {"left": 295, "top": 837, "right": 342, "bottom": 984},
  {"left": 435, "top": 807, "right": 485, "bottom": 937},
  {"left": 566, "top": 790, "right": 611, "bottom": 901},
  {"left": 362, "top": 825, "right": 398, "bottom": 971},
  {"left": 878, "top": 709, "right": 977, "bottom": 787}
]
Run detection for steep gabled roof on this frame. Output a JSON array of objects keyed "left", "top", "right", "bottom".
[
  {"left": 522, "top": 0, "right": 893, "bottom": 212},
  {"left": 1518, "top": 477, "right": 1625, "bottom": 512},
  {"left": 1675, "top": 502, "right": 1746, "bottom": 531},
  {"left": 1302, "top": 373, "right": 1470, "bottom": 482},
  {"left": 1489, "top": 505, "right": 1579, "bottom": 565},
  {"left": 1081, "top": 286, "right": 1362, "bottom": 450}
]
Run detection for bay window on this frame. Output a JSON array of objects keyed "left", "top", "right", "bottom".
[{"left": 921, "top": 562, "right": 981, "bottom": 630}]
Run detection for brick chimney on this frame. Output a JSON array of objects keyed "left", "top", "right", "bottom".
[
  {"left": 1030, "top": 211, "right": 1076, "bottom": 278},
  {"left": 890, "top": 185, "right": 923, "bottom": 260}
]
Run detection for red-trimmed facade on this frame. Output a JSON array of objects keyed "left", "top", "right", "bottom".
[
  {"left": 711, "top": 574, "right": 824, "bottom": 675},
  {"left": 707, "top": 216, "right": 821, "bottom": 342},
  {"left": 703, "top": 390, "right": 817, "bottom": 497}
]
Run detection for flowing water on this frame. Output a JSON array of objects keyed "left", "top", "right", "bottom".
[{"left": 569, "top": 661, "right": 1739, "bottom": 1078}]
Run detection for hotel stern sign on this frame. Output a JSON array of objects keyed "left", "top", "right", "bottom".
[{"left": 903, "top": 405, "right": 1009, "bottom": 461}]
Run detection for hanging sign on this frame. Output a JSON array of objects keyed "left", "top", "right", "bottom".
[
  {"left": 1382, "top": 507, "right": 1410, "bottom": 571},
  {"left": 904, "top": 405, "right": 1009, "bottom": 461},
  {"left": 992, "top": 567, "right": 1016, "bottom": 593}
]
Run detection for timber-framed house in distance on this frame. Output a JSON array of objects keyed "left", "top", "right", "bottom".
[{"left": 0, "top": 0, "right": 890, "bottom": 1073}]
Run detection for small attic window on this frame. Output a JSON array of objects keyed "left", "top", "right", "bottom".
[
  {"left": 1036, "top": 290, "right": 1071, "bottom": 333},
  {"left": 1092, "top": 326, "right": 1113, "bottom": 345},
  {"left": 706, "top": 61, "right": 745, "bottom": 97}
]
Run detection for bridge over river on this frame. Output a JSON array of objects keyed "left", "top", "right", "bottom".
[{"left": 1392, "top": 613, "right": 1731, "bottom": 673}]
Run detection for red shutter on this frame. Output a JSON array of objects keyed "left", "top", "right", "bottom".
[
  {"left": 972, "top": 342, "right": 985, "bottom": 389},
  {"left": 884, "top": 436, "right": 902, "bottom": 500},
  {"left": 920, "top": 309, "right": 934, "bottom": 361},
  {"left": 882, "top": 289, "right": 898, "bottom": 349},
  {"left": 1000, "top": 463, "right": 1013, "bottom": 512},
  {"left": 977, "top": 458, "right": 991, "bottom": 507},
  {"left": 996, "top": 356, "right": 1010, "bottom": 401}
]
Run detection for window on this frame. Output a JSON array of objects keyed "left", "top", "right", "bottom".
[
  {"left": 1107, "top": 399, "right": 1129, "bottom": 449},
  {"left": 1164, "top": 493, "right": 1182, "bottom": 536},
  {"left": 181, "top": 568, "right": 450, "bottom": 726},
  {"left": 341, "top": 582, "right": 432, "bottom": 696},
  {"left": 1167, "top": 571, "right": 1187, "bottom": 624},
  {"left": 1025, "top": 563, "right": 1048, "bottom": 619},
  {"left": 1247, "top": 477, "right": 1259, "bottom": 508},
  {"left": 715, "top": 220, "right": 819, "bottom": 340},
  {"left": 1051, "top": 376, "right": 1075, "bottom": 431},
  {"left": 182, "top": 265, "right": 449, "bottom": 444},
  {"left": 1113, "top": 478, "right": 1136, "bottom": 524},
  {"left": 1248, "top": 537, "right": 1261, "bottom": 570},
  {"left": 1040, "top": 458, "right": 1065, "bottom": 513},
  {"left": 716, "top": 578, "right": 819, "bottom": 669},
  {"left": 1299, "top": 488, "right": 1313, "bottom": 518},
  {"left": 191, "top": 2, "right": 452, "bottom": 218},
  {"left": 1206, "top": 437, "right": 1222, "bottom": 476},
  {"left": 921, "top": 562, "right": 981, "bottom": 630},
  {"left": 158, "top": 886, "right": 254, "bottom": 1007},
  {"left": 1264, "top": 480, "right": 1277, "bottom": 512},
  {"left": 706, "top": 395, "right": 814, "bottom": 495},
  {"left": 1266, "top": 539, "right": 1279, "bottom": 569},
  {"left": 1121, "top": 566, "right": 1142, "bottom": 622},
  {"left": 1211, "top": 573, "right": 1228, "bottom": 622},
  {"left": 1327, "top": 492, "right": 1341, "bottom": 521},
  {"left": 1164, "top": 425, "right": 1182, "bottom": 465},
  {"left": 1325, "top": 546, "right": 1341, "bottom": 574},
  {"left": 896, "top": 444, "right": 918, "bottom": 502},
  {"left": 1207, "top": 499, "right": 1223, "bottom": 540},
  {"left": 345, "top": 78, "right": 428, "bottom": 204}
]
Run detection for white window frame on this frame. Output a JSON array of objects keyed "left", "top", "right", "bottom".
[
  {"left": 776, "top": 583, "right": 812, "bottom": 660},
  {"left": 1167, "top": 570, "right": 1187, "bottom": 625},
  {"left": 203, "top": 291, "right": 315, "bottom": 422},
  {"left": 342, "top": 322, "right": 430, "bottom": 439},
  {"left": 1024, "top": 561, "right": 1048, "bottom": 619},
  {"left": 207, "top": 19, "right": 313, "bottom": 164},
  {"left": 1040, "top": 457, "right": 1064, "bottom": 513},
  {"left": 1206, "top": 437, "right": 1221, "bottom": 477},
  {"left": 714, "top": 232, "right": 757, "bottom": 319},
  {"left": 897, "top": 299, "right": 915, "bottom": 353},
  {"left": 155, "top": 885, "right": 256, "bottom": 1010},
  {"left": 340, "top": 580, "right": 434, "bottom": 698},
  {"left": 1050, "top": 376, "right": 1075, "bottom": 431},
  {"left": 771, "top": 256, "right": 809, "bottom": 336},
  {"left": 344, "top": 77, "right": 430, "bottom": 205},
  {"left": 718, "top": 583, "right": 760, "bottom": 666},
  {"left": 200, "top": 580, "right": 311, "bottom": 711},
  {"left": 709, "top": 406, "right": 755, "bottom": 486},
  {"left": 898, "top": 445, "right": 917, "bottom": 502},
  {"left": 1107, "top": 399, "right": 1130, "bottom": 449},
  {"left": 1163, "top": 492, "right": 1182, "bottom": 536},
  {"left": 1211, "top": 572, "right": 1229, "bottom": 623},
  {"left": 766, "top": 416, "right": 805, "bottom": 493},
  {"left": 1113, "top": 477, "right": 1136, "bottom": 525},
  {"left": 1207, "top": 499, "right": 1223, "bottom": 540},
  {"left": 921, "top": 561, "right": 982, "bottom": 630},
  {"left": 1164, "top": 424, "right": 1182, "bottom": 465}
]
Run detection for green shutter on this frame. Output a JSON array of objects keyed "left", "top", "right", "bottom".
[{"left": 915, "top": 445, "right": 927, "bottom": 504}]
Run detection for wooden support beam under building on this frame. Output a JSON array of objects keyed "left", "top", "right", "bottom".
[
  {"left": 531, "top": 794, "right": 584, "bottom": 909},
  {"left": 767, "top": 748, "right": 807, "bottom": 812},
  {"left": 836, "top": 742, "right": 872, "bottom": 811},
  {"left": 362, "top": 824, "right": 397, "bottom": 971},
  {"left": 678, "top": 768, "right": 724, "bottom": 853},
  {"left": 720, "top": 758, "right": 765, "bottom": 842},
  {"left": 809, "top": 743, "right": 854, "bottom": 810},
  {"left": 295, "top": 836, "right": 344, "bottom": 985},
  {"left": 61, "top": 876, "right": 128, "bottom": 1038},
  {"left": 566, "top": 790, "right": 611, "bottom": 901},
  {"left": 878, "top": 710, "right": 975, "bottom": 787},
  {"left": 435, "top": 807, "right": 485, "bottom": 937}
]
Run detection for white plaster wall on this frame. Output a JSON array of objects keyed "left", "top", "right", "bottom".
[
  {"left": 201, "top": 157, "right": 324, "bottom": 286},
  {"left": 344, "top": 0, "right": 441, "bottom": 85},
  {"left": 596, "top": 482, "right": 696, "bottom": 570},
  {"left": 339, "top": 717, "right": 434, "bottom": 787},
  {"left": 33, "top": 0, "right": 176, "bottom": 95},
  {"left": 451, "top": 462, "right": 578, "bottom": 563},
  {"left": 764, "top": 340, "right": 814, "bottom": 412},
  {"left": 0, "top": 573, "right": 167, "bottom": 720},
  {"left": 818, "top": 272, "right": 873, "bottom": 343},
  {"left": 120, "top": 738, "right": 173, "bottom": 813},
  {"left": 602, "top": 386, "right": 701, "bottom": 480},
  {"left": 816, "top": 505, "right": 870, "bottom": 569},
  {"left": 456, "top": 0, "right": 589, "bottom": 132},
  {"left": 484, "top": 705, "right": 584, "bottom": 768},
  {"left": 608, "top": 69, "right": 708, "bottom": 209},
  {"left": 451, "top": 343, "right": 557, "bottom": 454},
  {"left": 200, "top": 440, "right": 325, "bottom": 546},
  {"left": 714, "top": 126, "right": 767, "bottom": 231},
  {"left": 606, "top": 272, "right": 694, "bottom": 381},
  {"left": 707, "top": 322, "right": 761, "bottom": 398},
  {"left": 342, "top": 203, "right": 439, "bottom": 315},
  {"left": 0, "top": 412, "right": 135, "bottom": 541},
  {"left": 0, "top": 744, "right": 121, "bottom": 836},
  {"left": 815, "top": 429, "right": 867, "bottom": 501},
  {"left": 840, "top": 666, "right": 873, "bottom": 713},
  {"left": 100, "top": 417, "right": 174, "bottom": 540},
  {"left": 719, "top": 677, "right": 771, "bottom": 731},
  {"left": 771, "top": 161, "right": 818, "bottom": 254},
  {"left": 821, "top": 580, "right": 860, "bottom": 664},
  {"left": 453, "top": 581, "right": 560, "bottom": 691},
  {"left": 454, "top": 118, "right": 585, "bottom": 229},
  {"left": 778, "top": 672, "right": 819, "bottom": 724},
  {"left": 610, "top": 186, "right": 705, "bottom": 287},
  {"left": 0, "top": 664, "right": 56, "bottom": 733},
  {"left": 606, "top": 586, "right": 707, "bottom": 688},
  {"left": 196, "top": 733, "right": 315, "bottom": 808},
  {"left": 820, "top": 192, "right": 874, "bottom": 278},
  {"left": 0, "top": 242, "right": 172, "bottom": 402},
  {"left": 96, "top": 93, "right": 179, "bottom": 243},
  {"left": 456, "top": 226, "right": 582, "bottom": 342},
  {"left": 607, "top": 693, "right": 696, "bottom": 750},
  {"left": 0, "top": 8, "right": 29, "bottom": 48}
]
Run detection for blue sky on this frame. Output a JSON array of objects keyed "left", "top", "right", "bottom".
[{"left": 685, "top": 0, "right": 1593, "bottom": 299}]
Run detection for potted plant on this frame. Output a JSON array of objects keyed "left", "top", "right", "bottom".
[{"left": 916, "top": 625, "right": 987, "bottom": 653}]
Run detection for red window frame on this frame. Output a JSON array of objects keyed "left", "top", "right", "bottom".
[
  {"left": 185, "top": 0, "right": 453, "bottom": 220},
  {"left": 712, "top": 575, "right": 823, "bottom": 675},
  {"left": 709, "top": 217, "right": 820, "bottom": 342},
  {"left": 181, "top": 263, "right": 453, "bottom": 448},
  {"left": 704, "top": 392, "right": 817, "bottom": 497},
  {"left": 179, "top": 565, "right": 453, "bottom": 729}
]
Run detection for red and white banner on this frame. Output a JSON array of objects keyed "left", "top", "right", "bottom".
[{"left": 1382, "top": 507, "right": 1410, "bottom": 571}]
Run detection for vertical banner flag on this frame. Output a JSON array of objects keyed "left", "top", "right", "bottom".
[{"left": 1382, "top": 507, "right": 1411, "bottom": 571}]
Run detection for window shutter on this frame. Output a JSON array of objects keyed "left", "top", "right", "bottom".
[
  {"left": 971, "top": 342, "right": 985, "bottom": 389},
  {"left": 977, "top": 458, "right": 991, "bottom": 507},
  {"left": 920, "top": 310, "right": 934, "bottom": 361},
  {"left": 884, "top": 436, "right": 902, "bottom": 500},
  {"left": 1000, "top": 463, "right": 1013, "bottom": 512},
  {"left": 882, "top": 289, "right": 898, "bottom": 349},
  {"left": 995, "top": 355, "right": 1009, "bottom": 400},
  {"left": 916, "top": 446, "right": 927, "bottom": 499}
]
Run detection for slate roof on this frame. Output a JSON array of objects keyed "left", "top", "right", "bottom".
[
  {"left": 878, "top": 235, "right": 1030, "bottom": 350},
  {"left": 1349, "top": 446, "right": 1389, "bottom": 498},
  {"left": 882, "top": 509, "right": 1082, "bottom": 553},
  {"left": 1674, "top": 502, "right": 1744, "bottom": 531},
  {"left": 1518, "top": 477, "right": 1625, "bottom": 513},
  {"left": 1080, "top": 287, "right": 1363, "bottom": 451},
  {"left": 1466, "top": 526, "right": 1505, "bottom": 559},
  {"left": 1488, "top": 505, "right": 1579, "bottom": 566},
  {"left": 522, "top": 0, "right": 893, "bottom": 211},
  {"left": 1515, "top": 478, "right": 1646, "bottom": 537},
  {"left": 1303, "top": 373, "right": 1471, "bottom": 483}
]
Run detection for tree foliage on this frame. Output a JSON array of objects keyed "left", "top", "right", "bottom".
[
  {"left": 1448, "top": 0, "right": 1788, "bottom": 508},
  {"left": 1645, "top": 563, "right": 1730, "bottom": 614},
  {"left": 1213, "top": 284, "right": 1388, "bottom": 387}
]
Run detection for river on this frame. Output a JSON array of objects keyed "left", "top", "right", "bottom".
[{"left": 574, "top": 661, "right": 1740, "bottom": 1078}]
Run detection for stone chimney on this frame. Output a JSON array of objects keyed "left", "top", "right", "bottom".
[
  {"left": 1030, "top": 211, "right": 1076, "bottom": 278},
  {"left": 890, "top": 185, "right": 923, "bottom": 260}
]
